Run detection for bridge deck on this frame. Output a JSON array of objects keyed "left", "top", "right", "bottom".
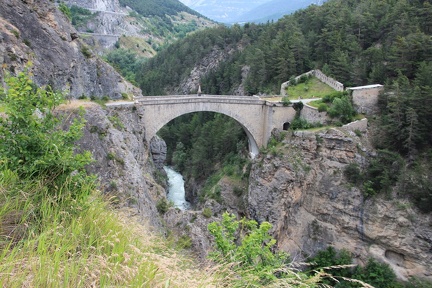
[{"left": 134, "top": 95, "right": 266, "bottom": 105}]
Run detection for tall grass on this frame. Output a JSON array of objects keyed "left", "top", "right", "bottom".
[{"left": 0, "top": 170, "right": 214, "bottom": 287}]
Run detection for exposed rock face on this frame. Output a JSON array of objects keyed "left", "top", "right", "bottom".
[
  {"left": 150, "top": 136, "right": 167, "bottom": 170},
  {"left": 247, "top": 128, "right": 432, "bottom": 281},
  {"left": 0, "top": 0, "right": 140, "bottom": 99},
  {"left": 173, "top": 46, "right": 237, "bottom": 95},
  {"left": 75, "top": 103, "right": 165, "bottom": 228}
]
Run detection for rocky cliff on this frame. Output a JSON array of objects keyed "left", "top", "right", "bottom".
[
  {"left": 69, "top": 102, "right": 165, "bottom": 228},
  {"left": 0, "top": 0, "right": 139, "bottom": 99},
  {"left": 247, "top": 128, "right": 432, "bottom": 281},
  {"left": 62, "top": 0, "right": 215, "bottom": 55}
]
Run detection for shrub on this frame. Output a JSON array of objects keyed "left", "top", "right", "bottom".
[
  {"left": 363, "top": 150, "right": 404, "bottom": 196},
  {"left": 317, "top": 103, "right": 328, "bottom": 112},
  {"left": 59, "top": 3, "right": 72, "bottom": 20},
  {"left": 344, "top": 163, "right": 362, "bottom": 184},
  {"left": 207, "top": 213, "right": 293, "bottom": 285},
  {"left": 281, "top": 96, "right": 291, "bottom": 106},
  {"left": 328, "top": 96, "right": 355, "bottom": 124},
  {"left": 292, "top": 101, "right": 304, "bottom": 112},
  {"left": 202, "top": 207, "right": 212, "bottom": 218},
  {"left": 156, "top": 198, "right": 169, "bottom": 214},
  {"left": 0, "top": 70, "right": 93, "bottom": 195},
  {"left": 81, "top": 45, "right": 92, "bottom": 58}
]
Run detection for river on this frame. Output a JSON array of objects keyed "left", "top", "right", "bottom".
[{"left": 163, "top": 166, "right": 190, "bottom": 210}]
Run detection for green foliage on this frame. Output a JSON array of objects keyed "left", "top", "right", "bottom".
[
  {"left": 137, "top": 0, "right": 432, "bottom": 96},
  {"left": 81, "top": 45, "right": 92, "bottom": 58},
  {"left": 317, "top": 103, "right": 328, "bottom": 112},
  {"left": 0, "top": 70, "right": 93, "bottom": 196},
  {"left": 58, "top": 3, "right": 71, "bottom": 20},
  {"left": 202, "top": 207, "right": 212, "bottom": 218},
  {"left": 352, "top": 258, "right": 401, "bottom": 288},
  {"left": 118, "top": 0, "right": 202, "bottom": 19},
  {"left": 400, "top": 153, "right": 432, "bottom": 213},
  {"left": 281, "top": 96, "right": 291, "bottom": 106},
  {"left": 105, "top": 49, "right": 145, "bottom": 84},
  {"left": 292, "top": 101, "right": 304, "bottom": 112},
  {"left": 108, "top": 115, "right": 124, "bottom": 130},
  {"left": 307, "top": 247, "right": 401, "bottom": 288},
  {"left": 207, "top": 212, "right": 293, "bottom": 286},
  {"left": 158, "top": 112, "right": 248, "bottom": 182},
  {"left": 156, "top": 198, "right": 169, "bottom": 214},
  {"left": 363, "top": 150, "right": 404, "bottom": 196},
  {"left": 328, "top": 96, "right": 356, "bottom": 124},
  {"left": 290, "top": 117, "right": 323, "bottom": 131},
  {"left": 344, "top": 163, "right": 362, "bottom": 185},
  {"left": 307, "top": 246, "right": 353, "bottom": 286},
  {"left": 70, "top": 5, "right": 95, "bottom": 27}
]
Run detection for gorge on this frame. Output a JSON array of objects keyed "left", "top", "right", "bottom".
[{"left": 1, "top": 0, "right": 432, "bottom": 285}]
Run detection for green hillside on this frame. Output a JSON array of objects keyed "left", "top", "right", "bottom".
[
  {"left": 136, "top": 0, "right": 432, "bottom": 213},
  {"left": 119, "top": 0, "right": 203, "bottom": 18}
]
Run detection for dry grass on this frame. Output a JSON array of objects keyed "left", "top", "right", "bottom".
[
  {"left": 55, "top": 99, "right": 98, "bottom": 110},
  {"left": 0, "top": 179, "right": 217, "bottom": 288}
]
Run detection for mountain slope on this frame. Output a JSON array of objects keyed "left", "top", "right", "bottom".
[
  {"left": 234, "top": 0, "right": 327, "bottom": 23},
  {"left": 179, "top": 0, "right": 270, "bottom": 23},
  {"left": 0, "top": 0, "right": 139, "bottom": 99},
  {"left": 63, "top": 0, "right": 216, "bottom": 55}
]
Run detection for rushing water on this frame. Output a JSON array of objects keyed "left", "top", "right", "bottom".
[{"left": 163, "top": 166, "right": 190, "bottom": 210}]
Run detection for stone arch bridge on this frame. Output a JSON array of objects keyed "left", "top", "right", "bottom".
[{"left": 111, "top": 95, "right": 297, "bottom": 157}]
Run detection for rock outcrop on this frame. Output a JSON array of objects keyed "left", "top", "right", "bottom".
[
  {"left": 0, "top": 0, "right": 140, "bottom": 99},
  {"left": 73, "top": 103, "right": 165, "bottom": 228},
  {"left": 150, "top": 135, "right": 167, "bottom": 170},
  {"left": 247, "top": 128, "right": 432, "bottom": 281}
]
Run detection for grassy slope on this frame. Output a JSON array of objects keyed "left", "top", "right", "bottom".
[
  {"left": 286, "top": 77, "right": 335, "bottom": 100},
  {"left": 0, "top": 176, "right": 214, "bottom": 287}
]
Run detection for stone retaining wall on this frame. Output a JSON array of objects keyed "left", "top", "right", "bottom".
[
  {"left": 342, "top": 118, "right": 368, "bottom": 132},
  {"left": 313, "top": 69, "right": 344, "bottom": 91},
  {"left": 280, "top": 70, "right": 344, "bottom": 96},
  {"left": 300, "top": 104, "right": 329, "bottom": 123}
]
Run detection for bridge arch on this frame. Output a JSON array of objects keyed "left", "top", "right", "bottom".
[
  {"left": 131, "top": 95, "right": 297, "bottom": 159},
  {"left": 146, "top": 105, "right": 260, "bottom": 157}
]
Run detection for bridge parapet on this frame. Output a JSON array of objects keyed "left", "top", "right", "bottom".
[{"left": 135, "top": 95, "right": 264, "bottom": 105}]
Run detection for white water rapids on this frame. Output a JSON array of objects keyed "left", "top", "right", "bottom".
[{"left": 163, "top": 166, "right": 191, "bottom": 210}]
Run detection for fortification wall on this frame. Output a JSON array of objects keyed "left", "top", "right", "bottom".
[
  {"left": 300, "top": 104, "right": 329, "bottom": 123},
  {"left": 349, "top": 85, "right": 383, "bottom": 115},
  {"left": 280, "top": 70, "right": 344, "bottom": 95},
  {"left": 313, "top": 70, "right": 344, "bottom": 91},
  {"left": 342, "top": 118, "right": 368, "bottom": 132}
]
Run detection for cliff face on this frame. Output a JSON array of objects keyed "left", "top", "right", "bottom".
[
  {"left": 0, "top": 0, "right": 140, "bottom": 99},
  {"left": 72, "top": 103, "right": 165, "bottom": 228},
  {"left": 247, "top": 128, "right": 432, "bottom": 281}
]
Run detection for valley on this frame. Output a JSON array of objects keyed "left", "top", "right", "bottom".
[{"left": 0, "top": 0, "right": 432, "bottom": 287}]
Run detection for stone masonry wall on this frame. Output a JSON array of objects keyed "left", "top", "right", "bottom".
[
  {"left": 280, "top": 69, "right": 344, "bottom": 96},
  {"left": 300, "top": 104, "right": 329, "bottom": 124},
  {"left": 313, "top": 69, "right": 344, "bottom": 91}
]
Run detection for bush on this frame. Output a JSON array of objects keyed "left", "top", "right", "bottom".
[
  {"left": 207, "top": 213, "right": 294, "bottom": 286},
  {"left": 281, "top": 96, "right": 291, "bottom": 106},
  {"left": 292, "top": 101, "right": 304, "bottom": 112},
  {"left": 363, "top": 150, "right": 404, "bottom": 196},
  {"left": 202, "top": 207, "right": 212, "bottom": 218},
  {"left": 307, "top": 247, "right": 401, "bottom": 288},
  {"left": 317, "top": 103, "right": 328, "bottom": 112},
  {"left": 344, "top": 163, "right": 362, "bottom": 184},
  {"left": 328, "top": 96, "right": 356, "bottom": 124},
  {"left": 59, "top": 3, "right": 72, "bottom": 20},
  {"left": 156, "top": 198, "right": 169, "bottom": 214},
  {"left": 0, "top": 70, "right": 93, "bottom": 195}
]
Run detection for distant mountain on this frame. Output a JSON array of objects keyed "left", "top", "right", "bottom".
[
  {"left": 234, "top": 0, "right": 327, "bottom": 23},
  {"left": 178, "top": 0, "right": 271, "bottom": 23},
  {"left": 63, "top": 0, "right": 216, "bottom": 56}
]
